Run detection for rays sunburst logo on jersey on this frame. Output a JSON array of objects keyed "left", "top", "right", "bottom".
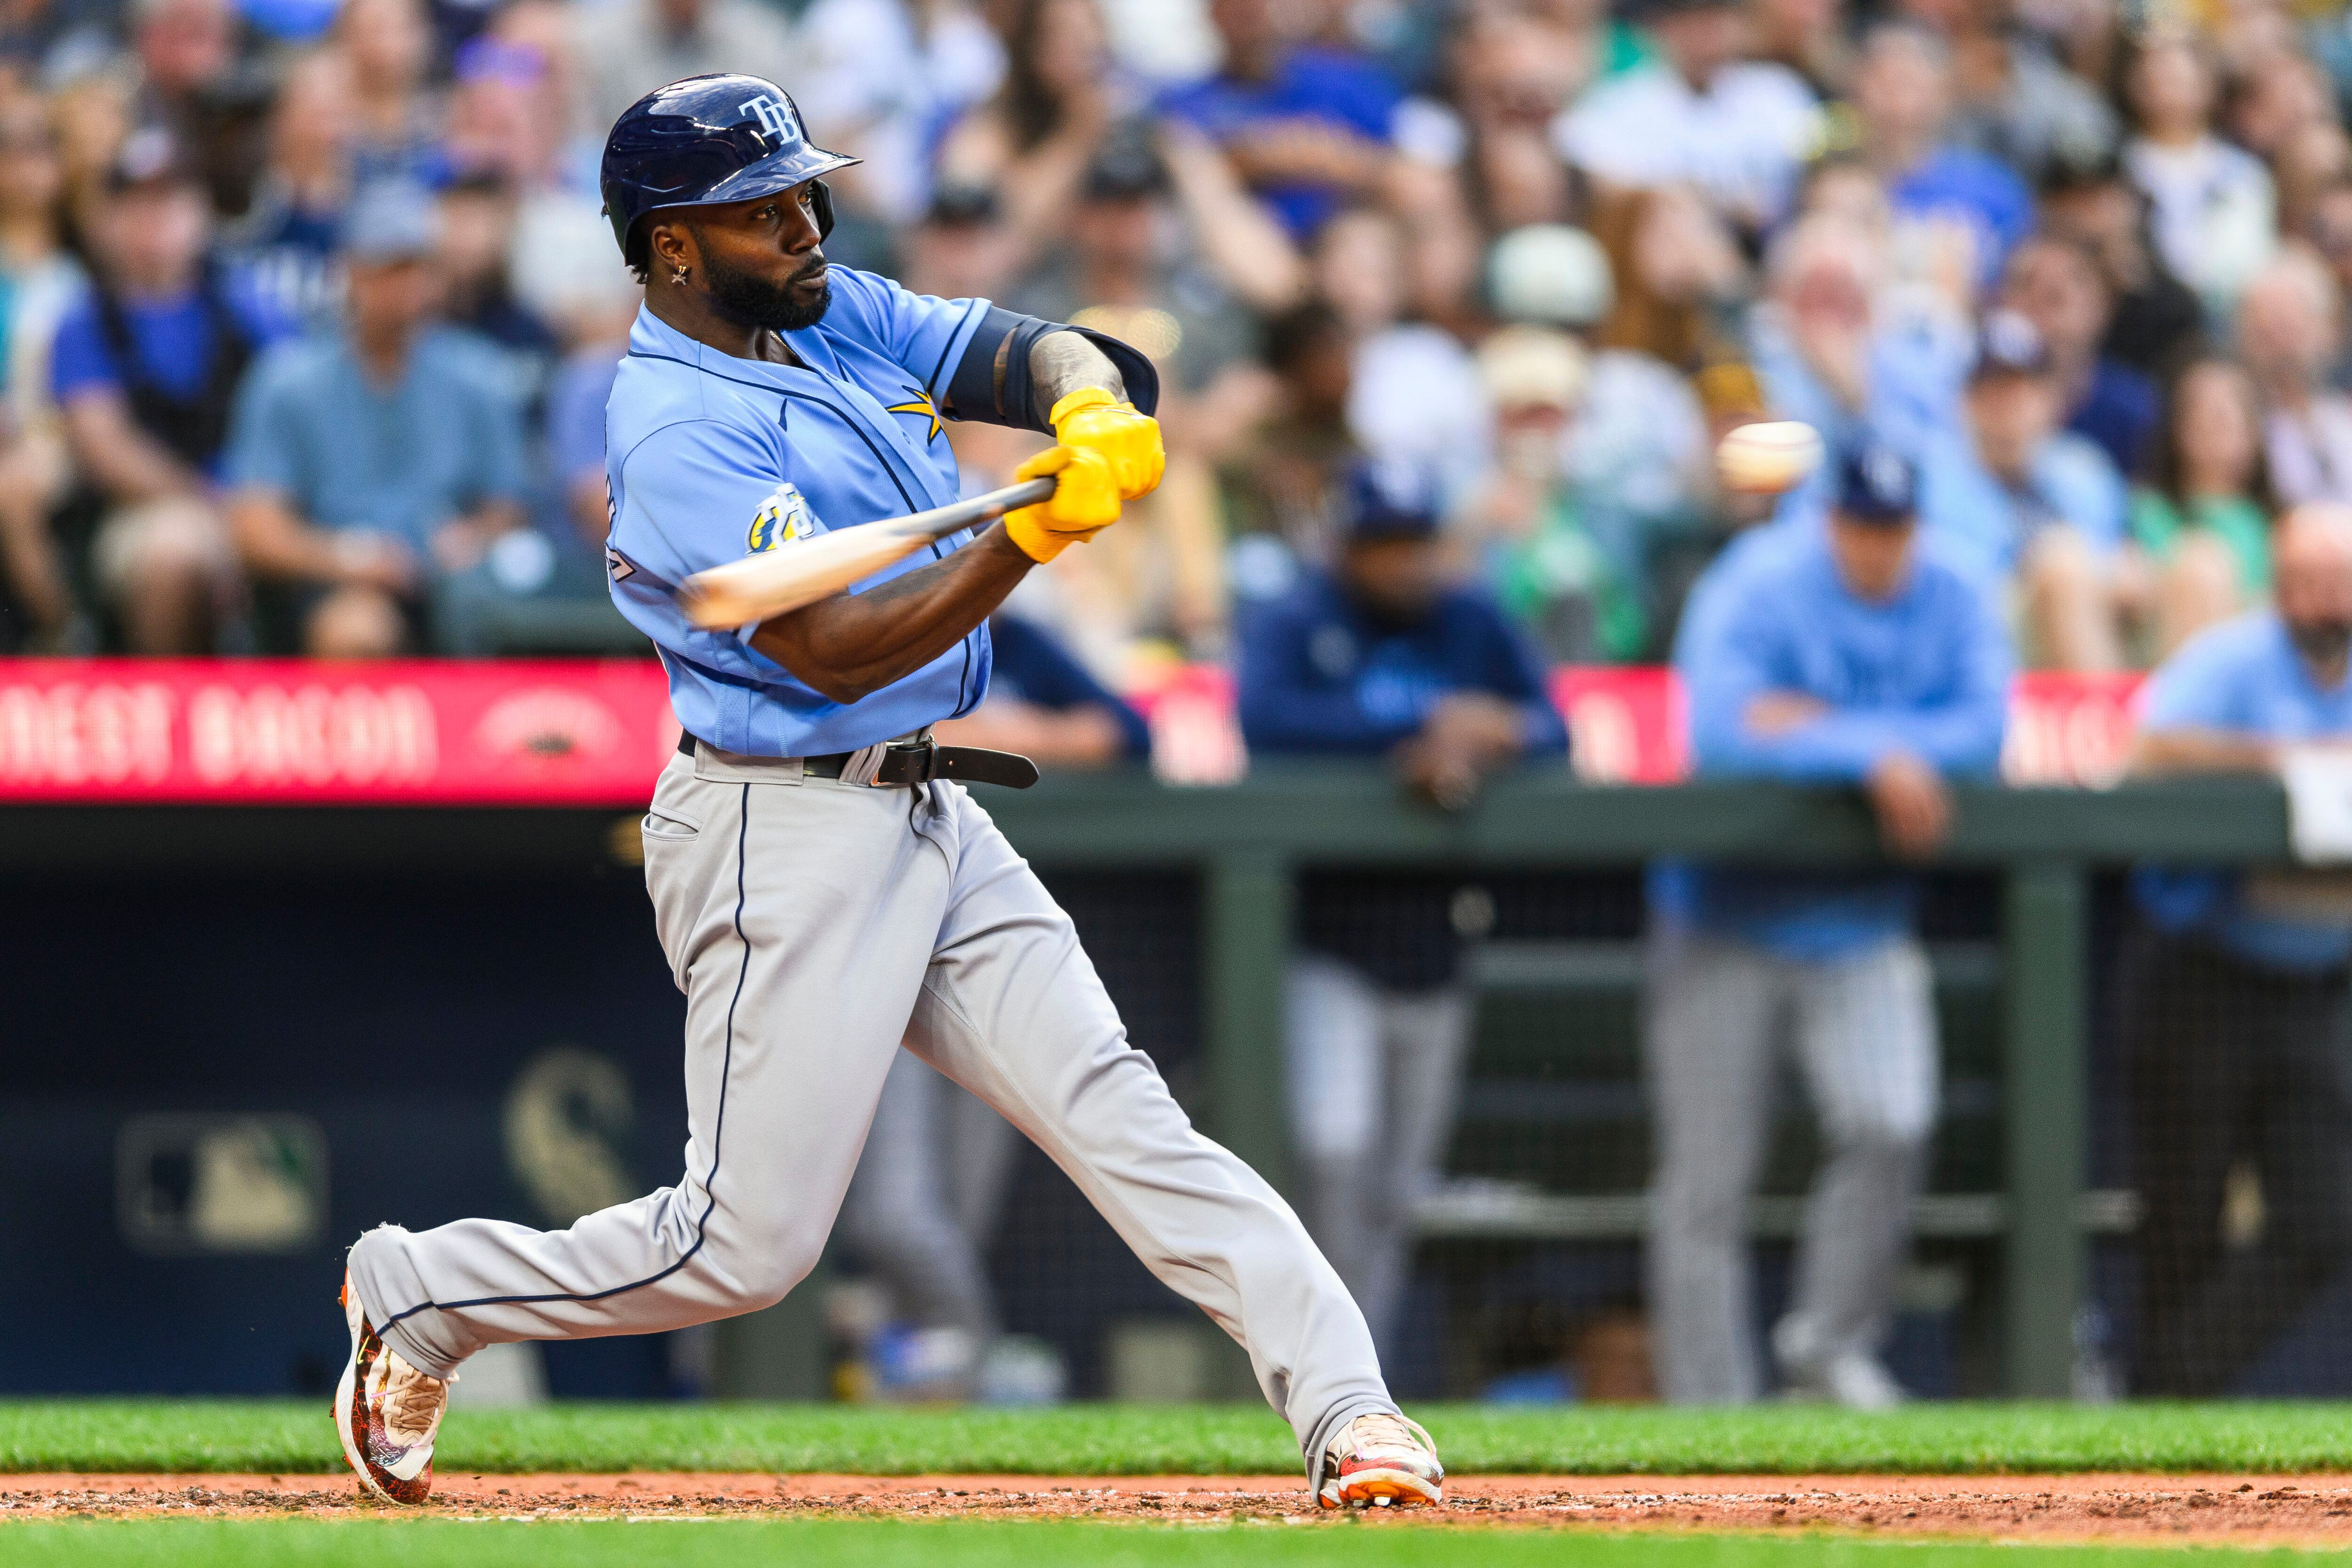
[{"left": 747, "top": 482, "right": 816, "bottom": 553}]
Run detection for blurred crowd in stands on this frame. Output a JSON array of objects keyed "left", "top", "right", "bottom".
[{"left": 0, "top": 0, "right": 2344, "bottom": 674}]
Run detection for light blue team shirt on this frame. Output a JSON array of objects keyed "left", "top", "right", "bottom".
[
  {"left": 1650, "top": 525, "right": 2012, "bottom": 960},
  {"left": 223, "top": 324, "right": 530, "bottom": 555},
  {"left": 2135, "top": 612, "right": 2352, "bottom": 972},
  {"left": 1915, "top": 427, "right": 2126, "bottom": 581},
  {"left": 603, "top": 269, "right": 994, "bottom": 757}
]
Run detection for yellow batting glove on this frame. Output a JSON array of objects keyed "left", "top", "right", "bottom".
[
  {"left": 1049, "top": 387, "right": 1165, "bottom": 501},
  {"left": 1003, "top": 445, "right": 1122, "bottom": 563}
]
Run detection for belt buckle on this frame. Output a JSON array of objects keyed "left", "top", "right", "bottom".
[{"left": 877, "top": 739, "right": 938, "bottom": 786}]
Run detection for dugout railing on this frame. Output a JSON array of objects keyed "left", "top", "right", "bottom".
[{"left": 0, "top": 767, "right": 2290, "bottom": 1399}]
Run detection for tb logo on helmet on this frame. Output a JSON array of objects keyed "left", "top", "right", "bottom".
[{"left": 739, "top": 95, "right": 799, "bottom": 149}]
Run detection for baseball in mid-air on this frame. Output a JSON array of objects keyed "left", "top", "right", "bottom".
[{"left": 1716, "top": 420, "right": 1824, "bottom": 494}]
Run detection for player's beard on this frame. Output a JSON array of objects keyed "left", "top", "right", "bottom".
[{"left": 700, "top": 248, "right": 832, "bottom": 334}]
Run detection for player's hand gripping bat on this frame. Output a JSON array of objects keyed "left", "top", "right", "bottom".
[{"left": 677, "top": 476, "right": 1057, "bottom": 630}]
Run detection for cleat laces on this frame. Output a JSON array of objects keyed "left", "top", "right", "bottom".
[
  {"left": 1337, "top": 1411, "right": 1437, "bottom": 1462},
  {"left": 378, "top": 1357, "right": 449, "bottom": 1446}
]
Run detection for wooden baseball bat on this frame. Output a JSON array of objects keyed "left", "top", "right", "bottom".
[{"left": 678, "top": 476, "right": 1057, "bottom": 630}]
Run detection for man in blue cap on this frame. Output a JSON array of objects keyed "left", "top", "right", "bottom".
[
  {"left": 224, "top": 179, "right": 531, "bottom": 654},
  {"left": 1239, "top": 457, "right": 1568, "bottom": 1357},
  {"left": 1646, "top": 442, "right": 2010, "bottom": 1408}
]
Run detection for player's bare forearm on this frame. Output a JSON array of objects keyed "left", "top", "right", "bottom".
[
  {"left": 748, "top": 524, "right": 1033, "bottom": 704},
  {"left": 2130, "top": 727, "right": 2283, "bottom": 777},
  {"left": 1025, "top": 331, "right": 1125, "bottom": 426}
]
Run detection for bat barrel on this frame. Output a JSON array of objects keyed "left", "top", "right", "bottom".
[{"left": 678, "top": 474, "right": 1062, "bottom": 629}]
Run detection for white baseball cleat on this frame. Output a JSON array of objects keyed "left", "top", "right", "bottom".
[
  {"left": 1317, "top": 1411, "right": 1445, "bottom": 1509},
  {"left": 334, "top": 1270, "right": 451, "bottom": 1504}
]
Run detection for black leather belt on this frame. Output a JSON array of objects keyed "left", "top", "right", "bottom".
[{"left": 677, "top": 731, "right": 1038, "bottom": 789}]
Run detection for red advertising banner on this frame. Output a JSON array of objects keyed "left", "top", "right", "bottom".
[
  {"left": 0, "top": 659, "right": 679, "bottom": 804},
  {"left": 0, "top": 659, "right": 2152, "bottom": 803},
  {"left": 1549, "top": 665, "right": 1689, "bottom": 786},
  {"left": 2001, "top": 669, "right": 2145, "bottom": 788}
]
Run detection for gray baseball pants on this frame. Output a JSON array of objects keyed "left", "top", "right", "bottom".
[
  {"left": 1284, "top": 955, "right": 1470, "bottom": 1357},
  {"left": 1643, "top": 931, "right": 1937, "bottom": 1404},
  {"left": 348, "top": 746, "right": 1395, "bottom": 1465}
]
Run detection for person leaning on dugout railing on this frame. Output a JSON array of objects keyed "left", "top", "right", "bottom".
[
  {"left": 2122, "top": 501, "right": 2352, "bottom": 1397},
  {"left": 1236, "top": 456, "right": 1568, "bottom": 1361},
  {"left": 1645, "top": 439, "right": 2010, "bottom": 1409}
]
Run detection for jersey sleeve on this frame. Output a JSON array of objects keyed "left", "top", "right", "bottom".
[
  {"left": 610, "top": 417, "right": 820, "bottom": 589},
  {"left": 48, "top": 292, "right": 118, "bottom": 404},
  {"left": 826, "top": 265, "right": 988, "bottom": 397}
]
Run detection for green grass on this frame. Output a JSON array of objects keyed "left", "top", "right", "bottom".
[
  {"left": 0, "top": 1520, "right": 2335, "bottom": 1568},
  {"left": 6, "top": 1401, "right": 2352, "bottom": 1476}
]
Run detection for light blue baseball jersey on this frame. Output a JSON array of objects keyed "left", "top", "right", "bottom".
[{"left": 603, "top": 268, "right": 994, "bottom": 756}]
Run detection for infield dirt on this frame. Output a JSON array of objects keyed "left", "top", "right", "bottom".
[{"left": 9, "top": 1471, "right": 2352, "bottom": 1545}]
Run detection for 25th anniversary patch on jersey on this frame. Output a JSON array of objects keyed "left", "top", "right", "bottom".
[{"left": 748, "top": 482, "right": 821, "bottom": 553}]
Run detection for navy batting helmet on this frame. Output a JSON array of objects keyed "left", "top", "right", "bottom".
[{"left": 600, "top": 74, "right": 859, "bottom": 270}]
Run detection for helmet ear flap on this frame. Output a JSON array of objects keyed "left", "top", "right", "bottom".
[{"left": 810, "top": 179, "right": 835, "bottom": 242}]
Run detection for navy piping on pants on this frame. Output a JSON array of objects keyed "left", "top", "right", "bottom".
[{"left": 376, "top": 783, "right": 755, "bottom": 1333}]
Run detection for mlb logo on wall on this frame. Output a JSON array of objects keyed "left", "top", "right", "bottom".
[
  {"left": 117, "top": 1114, "right": 327, "bottom": 1255},
  {"left": 748, "top": 482, "right": 819, "bottom": 553}
]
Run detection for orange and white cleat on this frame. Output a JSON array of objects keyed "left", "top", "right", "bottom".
[
  {"left": 333, "top": 1270, "right": 450, "bottom": 1504},
  {"left": 1318, "top": 1411, "right": 1445, "bottom": 1509}
]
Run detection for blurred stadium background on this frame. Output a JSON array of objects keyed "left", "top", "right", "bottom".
[{"left": 1, "top": 0, "right": 2351, "bottom": 1422}]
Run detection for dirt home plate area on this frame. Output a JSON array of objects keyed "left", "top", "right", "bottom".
[{"left": 10, "top": 1470, "right": 2352, "bottom": 1544}]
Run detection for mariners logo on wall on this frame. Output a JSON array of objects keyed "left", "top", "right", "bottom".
[{"left": 747, "top": 483, "right": 817, "bottom": 553}]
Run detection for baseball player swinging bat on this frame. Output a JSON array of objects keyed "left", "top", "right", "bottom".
[
  {"left": 679, "top": 476, "right": 1057, "bottom": 628},
  {"left": 330, "top": 72, "right": 1442, "bottom": 1518}
]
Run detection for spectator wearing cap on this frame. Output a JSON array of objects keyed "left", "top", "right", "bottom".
[
  {"left": 904, "top": 182, "right": 1020, "bottom": 306},
  {"left": 1158, "top": 0, "right": 1401, "bottom": 243},
  {"left": 1487, "top": 223, "right": 1715, "bottom": 549},
  {"left": 50, "top": 129, "right": 293, "bottom": 653},
  {"left": 1916, "top": 310, "right": 2127, "bottom": 669},
  {"left": 1848, "top": 23, "right": 2035, "bottom": 293},
  {"left": 2123, "top": 502, "right": 2352, "bottom": 1395},
  {"left": 1463, "top": 325, "right": 1656, "bottom": 662},
  {"left": 223, "top": 181, "right": 529, "bottom": 656},
  {"left": 2241, "top": 248, "right": 2352, "bottom": 510},
  {"left": 1013, "top": 125, "right": 1287, "bottom": 407},
  {"left": 1551, "top": 0, "right": 1819, "bottom": 233},
  {"left": 1648, "top": 442, "right": 2009, "bottom": 1408},
  {"left": 1238, "top": 458, "right": 1569, "bottom": 1357},
  {"left": 1998, "top": 234, "right": 2159, "bottom": 480},
  {"left": 2121, "top": 33, "right": 2277, "bottom": 319}
]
